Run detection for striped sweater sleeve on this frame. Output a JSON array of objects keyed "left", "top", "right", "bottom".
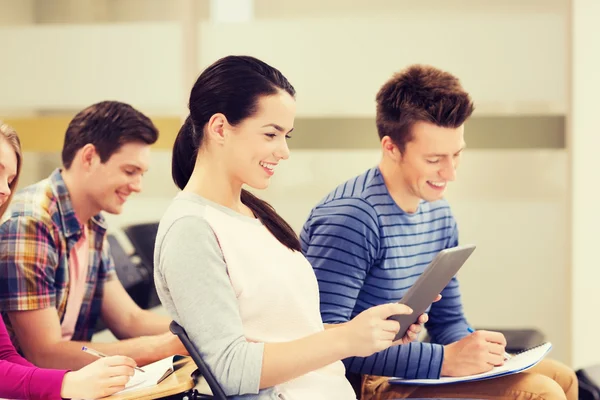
[{"left": 301, "top": 199, "right": 445, "bottom": 379}]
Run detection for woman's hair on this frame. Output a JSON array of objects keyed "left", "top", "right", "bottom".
[
  {"left": 0, "top": 121, "right": 22, "bottom": 219},
  {"left": 172, "top": 55, "right": 301, "bottom": 251}
]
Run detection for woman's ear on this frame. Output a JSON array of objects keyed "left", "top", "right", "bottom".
[{"left": 206, "top": 113, "right": 228, "bottom": 145}]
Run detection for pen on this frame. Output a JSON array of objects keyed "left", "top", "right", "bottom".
[
  {"left": 81, "top": 346, "right": 145, "bottom": 372},
  {"left": 466, "top": 327, "right": 512, "bottom": 360}
]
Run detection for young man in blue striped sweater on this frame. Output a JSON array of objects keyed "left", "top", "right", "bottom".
[{"left": 300, "top": 65, "right": 576, "bottom": 399}]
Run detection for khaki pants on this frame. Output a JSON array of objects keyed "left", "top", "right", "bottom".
[{"left": 361, "top": 359, "right": 577, "bottom": 400}]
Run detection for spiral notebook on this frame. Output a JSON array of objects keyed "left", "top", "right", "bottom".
[{"left": 389, "top": 342, "right": 552, "bottom": 385}]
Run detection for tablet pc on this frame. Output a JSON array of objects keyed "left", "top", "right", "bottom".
[{"left": 388, "top": 244, "right": 476, "bottom": 341}]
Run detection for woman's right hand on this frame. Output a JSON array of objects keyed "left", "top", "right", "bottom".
[
  {"left": 340, "top": 303, "right": 412, "bottom": 357},
  {"left": 60, "top": 356, "right": 137, "bottom": 399}
]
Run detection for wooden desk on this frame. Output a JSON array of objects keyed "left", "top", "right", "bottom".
[{"left": 105, "top": 359, "right": 198, "bottom": 400}]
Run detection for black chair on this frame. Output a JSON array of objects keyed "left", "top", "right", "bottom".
[
  {"left": 346, "top": 371, "right": 362, "bottom": 398},
  {"left": 107, "top": 234, "right": 153, "bottom": 309},
  {"left": 95, "top": 235, "right": 154, "bottom": 333},
  {"left": 170, "top": 321, "right": 228, "bottom": 400},
  {"left": 123, "top": 222, "right": 162, "bottom": 309},
  {"left": 422, "top": 327, "right": 544, "bottom": 354}
]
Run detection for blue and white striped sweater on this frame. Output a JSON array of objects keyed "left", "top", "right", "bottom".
[{"left": 301, "top": 166, "right": 470, "bottom": 379}]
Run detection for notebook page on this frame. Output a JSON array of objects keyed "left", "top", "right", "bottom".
[
  {"left": 390, "top": 342, "right": 552, "bottom": 385},
  {"left": 115, "top": 356, "right": 174, "bottom": 394}
]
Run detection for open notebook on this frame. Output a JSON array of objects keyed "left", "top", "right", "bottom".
[
  {"left": 389, "top": 342, "right": 552, "bottom": 385},
  {"left": 115, "top": 355, "right": 189, "bottom": 395}
]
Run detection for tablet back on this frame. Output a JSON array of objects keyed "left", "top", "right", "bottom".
[{"left": 389, "top": 244, "right": 476, "bottom": 341}]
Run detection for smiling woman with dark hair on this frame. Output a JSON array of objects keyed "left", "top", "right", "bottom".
[{"left": 155, "top": 55, "right": 429, "bottom": 400}]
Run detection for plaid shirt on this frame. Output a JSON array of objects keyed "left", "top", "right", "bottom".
[{"left": 0, "top": 169, "right": 116, "bottom": 350}]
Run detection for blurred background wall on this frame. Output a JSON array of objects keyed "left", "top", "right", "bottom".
[{"left": 1, "top": 0, "right": 598, "bottom": 369}]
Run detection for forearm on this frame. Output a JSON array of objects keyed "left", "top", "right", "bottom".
[
  {"left": 426, "top": 278, "right": 470, "bottom": 345},
  {"left": 260, "top": 327, "right": 349, "bottom": 388},
  {"left": 426, "top": 304, "right": 470, "bottom": 344},
  {"left": 323, "top": 322, "right": 346, "bottom": 330},
  {"left": 345, "top": 342, "right": 445, "bottom": 380},
  {"left": 0, "top": 360, "right": 66, "bottom": 400},
  {"left": 26, "top": 333, "right": 175, "bottom": 370},
  {"left": 0, "top": 343, "right": 35, "bottom": 367},
  {"left": 428, "top": 320, "right": 470, "bottom": 345},
  {"left": 2, "top": 351, "right": 34, "bottom": 367},
  {"left": 114, "top": 309, "right": 171, "bottom": 339}
]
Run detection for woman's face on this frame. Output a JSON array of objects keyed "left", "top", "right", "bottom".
[
  {"left": 0, "top": 139, "right": 18, "bottom": 208},
  {"left": 224, "top": 91, "right": 296, "bottom": 190}
]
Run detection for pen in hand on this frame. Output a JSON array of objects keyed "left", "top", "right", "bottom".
[
  {"left": 81, "top": 346, "right": 146, "bottom": 372},
  {"left": 466, "top": 327, "right": 512, "bottom": 361}
]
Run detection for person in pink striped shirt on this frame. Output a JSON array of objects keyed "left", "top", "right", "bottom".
[{"left": 0, "top": 121, "right": 136, "bottom": 400}]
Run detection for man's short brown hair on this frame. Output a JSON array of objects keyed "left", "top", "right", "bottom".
[
  {"left": 376, "top": 65, "right": 474, "bottom": 151},
  {"left": 62, "top": 101, "right": 158, "bottom": 169}
]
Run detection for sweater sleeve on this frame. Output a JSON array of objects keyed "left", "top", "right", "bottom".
[{"left": 0, "top": 317, "right": 67, "bottom": 400}]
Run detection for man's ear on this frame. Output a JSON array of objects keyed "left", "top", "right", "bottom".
[
  {"left": 381, "top": 136, "right": 402, "bottom": 162},
  {"left": 79, "top": 144, "right": 100, "bottom": 170}
]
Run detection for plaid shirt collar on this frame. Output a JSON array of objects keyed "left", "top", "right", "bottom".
[{"left": 48, "top": 169, "right": 108, "bottom": 240}]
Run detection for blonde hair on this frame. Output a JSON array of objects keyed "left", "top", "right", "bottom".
[{"left": 0, "top": 121, "right": 22, "bottom": 219}]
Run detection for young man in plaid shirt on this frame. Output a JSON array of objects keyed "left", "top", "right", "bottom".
[{"left": 0, "top": 101, "right": 185, "bottom": 370}]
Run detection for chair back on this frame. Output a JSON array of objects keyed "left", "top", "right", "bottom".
[
  {"left": 170, "top": 320, "right": 228, "bottom": 400},
  {"left": 123, "top": 223, "right": 161, "bottom": 308}
]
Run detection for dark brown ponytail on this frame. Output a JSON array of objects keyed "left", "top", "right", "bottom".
[{"left": 241, "top": 189, "right": 301, "bottom": 251}]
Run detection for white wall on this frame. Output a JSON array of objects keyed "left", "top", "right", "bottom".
[
  {"left": 200, "top": 16, "right": 566, "bottom": 117},
  {"left": 570, "top": 0, "right": 600, "bottom": 370},
  {"left": 0, "top": 23, "right": 183, "bottom": 114},
  {"left": 0, "top": 6, "right": 566, "bottom": 116}
]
